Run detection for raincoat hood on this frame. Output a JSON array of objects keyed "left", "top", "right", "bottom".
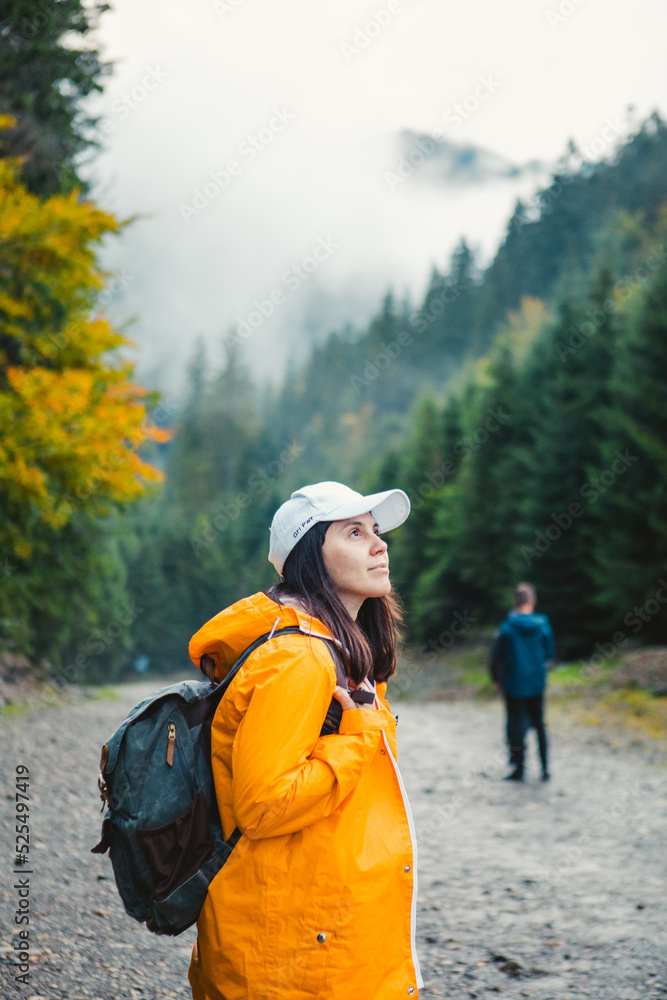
[
  {"left": 492, "top": 611, "right": 555, "bottom": 698},
  {"left": 189, "top": 591, "right": 335, "bottom": 681},
  {"left": 504, "top": 611, "right": 551, "bottom": 635}
]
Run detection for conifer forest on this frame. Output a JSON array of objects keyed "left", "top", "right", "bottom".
[{"left": 2, "top": 0, "right": 667, "bottom": 683}]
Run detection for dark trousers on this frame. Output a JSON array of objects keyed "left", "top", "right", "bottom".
[{"left": 505, "top": 694, "right": 548, "bottom": 774}]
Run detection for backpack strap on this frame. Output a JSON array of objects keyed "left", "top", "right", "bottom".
[
  {"left": 204, "top": 625, "right": 342, "bottom": 692},
  {"left": 207, "top": 625, "right": 348, "bottom": 846},
  {"left": 259, "top": 627, "right": 352, "bottom": 734},
  {"left": 201, "top": 625, "right": 352, "bottom": 738},
  {"left": 226, "top": 827, "right": 242, "bottom": 850},
  {"left": 319, "top": 638, "right": 347, "bottom": 736}
]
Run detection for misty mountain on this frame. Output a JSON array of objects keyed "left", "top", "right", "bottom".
[
  {"left": 91, "top": 128, "right": 549, "bottom": 399},
  {"left": 263, "top": 111, "right": 667, "bottom": 473},
  {"left": 394, "top": 129, "right": 546, "bottom": 185}
]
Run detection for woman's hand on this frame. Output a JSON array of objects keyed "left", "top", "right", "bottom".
[
  {"left": 332, "top": 686, "right": 358, "bottom": 711},
  {"left": 333, "top": 684, "right": 377, "bottom": 711}
]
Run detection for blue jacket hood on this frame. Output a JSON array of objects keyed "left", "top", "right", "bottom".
[
  {"left": 491, "top": 611, "right": 555, "bottom": 698},
  {"left": 503, "top": 612, "right": 550, "bottom": 634}
]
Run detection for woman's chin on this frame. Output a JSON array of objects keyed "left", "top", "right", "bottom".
[{"left": 365, "top": 576, "right": 392, "bottom": 598}]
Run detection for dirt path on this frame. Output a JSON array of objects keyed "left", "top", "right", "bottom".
[{"left": 1, "top": 683, "right": 665, "bottom": 999}]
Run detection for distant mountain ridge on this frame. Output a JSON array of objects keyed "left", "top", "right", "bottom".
[
  {"left": 395, "top": 129, "right": 546, "bottom": 185},
  {"left": 263, "top": 111, "right": 667, "bottom": 484}
]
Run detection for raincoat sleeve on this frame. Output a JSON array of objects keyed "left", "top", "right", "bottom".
[
  {"left": 490, "top": 627, "right": 510, "bottom": 684},
  {"left": 542, "top": 618, "right": 556, "bottom": 664},
  {"left": 228, "top": 641, "right": 390, "bottom": 840}
]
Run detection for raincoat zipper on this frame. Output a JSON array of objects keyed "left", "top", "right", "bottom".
[{"left": 376, "top": 690, "right": 424, "bottom": 990}]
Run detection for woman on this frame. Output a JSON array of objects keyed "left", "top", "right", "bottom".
[{"left": 188, "top": 481, "right": 423, "bottom": 999}]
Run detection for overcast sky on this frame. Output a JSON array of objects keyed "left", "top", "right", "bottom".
[{"left": 81, "top": 0, "right": 667, "bottom": 398}]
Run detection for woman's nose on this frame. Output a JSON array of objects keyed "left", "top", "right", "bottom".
[{"left": 372, "top": 535, "right": 388, "bottom": 554}]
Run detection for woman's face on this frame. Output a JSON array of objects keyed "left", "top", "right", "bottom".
[{"left": 322, "top": 512, "right": 390, "bottom": 617}]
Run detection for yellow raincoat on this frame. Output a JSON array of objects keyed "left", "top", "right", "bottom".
[{"left": 187, "top": 591, "right": 423, "bottom": 1000}]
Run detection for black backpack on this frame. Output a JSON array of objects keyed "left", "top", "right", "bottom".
[{"left": 91, "top": 626, "right": 370, "bottom": 935}]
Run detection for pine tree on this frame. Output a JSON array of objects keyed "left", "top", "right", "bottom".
[
  {"left": 513, "top": 273, "right": 618, "bottom": 655},
  {"left": 393, "top": 394, "right": 475, "bottom": 641},
  {"left": 588, "top": 254, "right": 667, "bottom": 643},
  {"left": 447, "top": 342, "right": 531, "bottom": 615},
  {"left": 0, "top": 0, "right": 111, "bottom": 196}
]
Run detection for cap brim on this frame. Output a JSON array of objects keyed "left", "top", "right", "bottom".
[{"left": 324, "top": 488, "right": 410, "bottom": 533}]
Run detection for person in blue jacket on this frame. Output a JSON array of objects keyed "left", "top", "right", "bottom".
[{"left": 490, "top": 582, "right": 555, "bottom": 781}]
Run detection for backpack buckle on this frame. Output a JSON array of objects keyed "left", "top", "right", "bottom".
[{"left": 98, "top": 771, "right": 109, "bottom": 813}]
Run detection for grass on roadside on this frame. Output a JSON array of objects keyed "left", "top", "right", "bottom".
[
  {"left": 0, "top": 683, "right": 63, "bottom": 720},
  {"left": 88, "top": 686, "right": 120, "bottom": 702},
  {"left": 575, "top": 688, "right": 667, "bottom": 742}
]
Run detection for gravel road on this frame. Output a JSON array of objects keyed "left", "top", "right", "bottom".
[{"left": 1, "top": 682, "right": 666, "bottom": 999}]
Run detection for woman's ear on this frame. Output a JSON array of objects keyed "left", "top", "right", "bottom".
[{"left": 200, "top": 653, "right": 217, "bottom": 683}]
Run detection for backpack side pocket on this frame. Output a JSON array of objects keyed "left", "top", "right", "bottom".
[{"left": 136, "top": 790, "right": 214, "bottom": 902}]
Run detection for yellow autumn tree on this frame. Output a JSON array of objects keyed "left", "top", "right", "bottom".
[{"left": 0, "top": 115, "right": 170, "bottom": 561}]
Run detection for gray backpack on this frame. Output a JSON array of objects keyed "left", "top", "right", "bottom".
[{"left": 91, "top": 626, "right": 355, "bottom": 935}]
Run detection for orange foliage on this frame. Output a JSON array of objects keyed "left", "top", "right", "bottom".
[{"left": 0, "top": 116, "right": 172, "bottom": 557}]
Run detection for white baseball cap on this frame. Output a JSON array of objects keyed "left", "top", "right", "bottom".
[{"left": 268, "top": 481, "right": 410, "bottom": 575}]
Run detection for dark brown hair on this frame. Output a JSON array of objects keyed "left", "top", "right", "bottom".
[
  {"left": 266, "top": 520, "right": 402, "bottom": 684},
  {"left": 514, "top": 582, "right": 537, "bottom": 608}
]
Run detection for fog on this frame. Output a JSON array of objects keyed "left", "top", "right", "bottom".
[{"left": 79, "top": 0, "right": 667, "bottom": 398}]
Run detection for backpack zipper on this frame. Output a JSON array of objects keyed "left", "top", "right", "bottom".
[
  {"left": 166, "top": 723, "right": 176, "bottom": 766},
  {"left": 166, "top": 722, "right": 195, "bottom": 797}
]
